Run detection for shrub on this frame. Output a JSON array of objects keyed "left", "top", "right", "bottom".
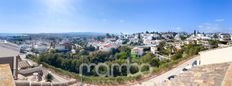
[{"left": 46, "top": 73, "right": 53, "bottom": 82}]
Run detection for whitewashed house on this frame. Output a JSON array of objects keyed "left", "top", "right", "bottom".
[
  {"left": 231, "top": 34, "right": 232, "bottom": 40},
  {"left": 150, "top": 46, "right": 158, "bottom": 54},
  {"left": 219, "top": 33, "right": 231, "bottom": 41},
  {"left": 131, "top": 47, "right": 144, "bottom": 57},
  {"left": 174, "top": 34, "right": 182, "bottom": 41},
  {"left": 143, "top": 40, "right": 162, "bottom": 45}
]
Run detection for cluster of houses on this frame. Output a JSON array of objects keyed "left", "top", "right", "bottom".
[
  {"left": 14, "top": 31, "right": 232, "bottom": 58},
  {"left": 19, "top": 39, "right": 72, "bottom": 54},
  {"left": 85, "top": 32, "right": 232, "bottom": 58},
  {"left": 88, "top": 38, "right": 122, "bottom": 51},
  {"left": 186, "top": 32, "right": 232, "bottom": 47},
  {"left": 125, "top": 32, "right": 232, "bottom": 57}
]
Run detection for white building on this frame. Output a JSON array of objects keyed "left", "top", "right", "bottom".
[
  {"left": 131, "top": 47, "right": 144, "bottom": 56},
  {"left": 174, "top": 34, "right": 182, "bottom": 41},
  {"left": 150, "top": 46, "right": 158, "bottom": 54},
  {"left": 187, "top": 33, "right": 212, "bottom": 41},
  {"left": 143, "top": 40, "right": 162, "bottom": 45},
  {"left": 33, "top": 44, "right": 49, "bottom": 53},
  {"left": 142, "top": 33, "right": 161, "bottom": 40},
  {"left": 174, "top": 45, "right": 182, "bottom": 51},
  {"left": 200, "top": 47, "right": 232, "bottom": 65},
  {"left": 219, "top": 33, "right": 231, "bottom": 41},
  {"left": 99, "top": 43, "right": 118, "bottom": 51},
  {"left": 231, "top": 34, "right": 232, "bottom": 40}
]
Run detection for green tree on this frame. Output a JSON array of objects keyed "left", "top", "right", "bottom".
[
  {"left": 180, "top": 35, "right": 187, "bottom": 40},
  {"left": 150, "top": 58, "right": 160, "bottom": 67},
  {"left": 184, "top": 44, "right": 206, "bottom": 57},
  {"left": 80, "top": 49, "right": 89, "bottom": 55},
  {"left": 171, "top": 51, "right": 183, "bottom": 60},
  {"left": 130, "top": 65, "right": 139, "bottom": 74},
  {"left": 118, "top": 46, "right": 131, "bottom": 53},
  {"left": 141, "top": 53, "right": 154, "bottom": 63},
  {"left": 145, "top": 31, "right": 149, "bottom": 34},
  {"left": 212, "top": 34, "right": 218, "bottom": 40},
  {"left": 110, "top": 48, "right": 118, "bottom": 55},
  {"left": 46, "top": 73, "right": 54, "bottom": 82},
  {"left": 122, "top": 39, "right": 129, "bottom": 44},
  {"left": 90, "top": 51, "right": 111, "bottom": 63},
  {"left": 140, "top": 53, "right": 160, "bottom": 67},
  {"left": 106, "top": 33, "right": 111, "bottom": 38},
  {"left": 115, "top": 52, "right": 127, "bottom": 59},
  {"left": 209, "top": 40, "right": 218, "bottom": 48},
  {"left": 84, "top": 45, "right": 96, "bottom": 51},
  {"left": 157, "top": 41, "right": 166, "bottom": 51}
]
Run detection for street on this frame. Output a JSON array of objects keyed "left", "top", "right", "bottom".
[{"left": 132, "top": 56, "right": 200, "bottom": 86}]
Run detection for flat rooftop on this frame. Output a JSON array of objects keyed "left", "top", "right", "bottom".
[
  {"left": 0, "top": 42, "right": 19, "bottom": 57},
  {"left": 0, "top": 64, "right": 15, "bottom": 86}
]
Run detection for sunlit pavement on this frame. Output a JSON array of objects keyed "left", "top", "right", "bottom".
[{"left": 131, "top": 56, "right": 200, "bottom": 86}]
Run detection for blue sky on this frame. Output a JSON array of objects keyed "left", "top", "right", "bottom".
[{"left": 0, "top": 0, "right": 232, "bottom": 33}]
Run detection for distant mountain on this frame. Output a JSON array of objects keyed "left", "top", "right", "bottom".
[
  {"left": 0, "top": 33, "right": 24, "bottom": 37},
  {"left": 0, "top": 32, "right": 106, "bottom": 37},
  {"left": 60, "top": 32, "right": 106, "bottom": 36}
]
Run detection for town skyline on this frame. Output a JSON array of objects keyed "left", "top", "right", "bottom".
[
  {"left": 0, "top": 30, "right": 232, "bottom": 35},
  {"left": 1, "top": 0, "right": 232, "bottom": 86}
]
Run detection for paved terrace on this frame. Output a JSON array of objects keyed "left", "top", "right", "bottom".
[
  {"left": 131, "top": 46, "right": 232, "bottom": 86},
  {"left": 164, "top": 62, "right": 231, "bottom": 86},
  {"left": 131, "top": 56, "right": 200, "bottom": 86},
  {"left": 0, "top": 64, "right": 15, "bottom": 86},
  {"left": 0, "top": 42, "right": 19, "bottom": 57}
]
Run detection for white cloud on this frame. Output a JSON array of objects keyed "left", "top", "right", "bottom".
[{"left": 215, "top": 19, "right": 224, "bottom": 22}]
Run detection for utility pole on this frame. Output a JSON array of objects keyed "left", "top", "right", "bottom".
[{"left": 76, "top": 44, "right": 83, "bottom": 86}]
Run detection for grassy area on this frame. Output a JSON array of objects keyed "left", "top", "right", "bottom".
[
  {"left": 39, "top": 55, "right": 197, "bottom": 85},
  {"left": 40, "top": 62, "right": 142, "bottom": 85}
]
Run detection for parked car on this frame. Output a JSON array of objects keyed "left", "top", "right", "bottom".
[
  {"left": 182, "top": 68, "right": 188, "bottom": 71},
  {"left": 168, "top": 75, "right": 176, "bottom": 80},
  {"left": 192, "top": 60, "right": 197, "bottom": 66}
]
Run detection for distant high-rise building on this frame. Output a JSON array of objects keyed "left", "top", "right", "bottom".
[{"left": 194, "top": 30, "right": 197, "bottom": 36}]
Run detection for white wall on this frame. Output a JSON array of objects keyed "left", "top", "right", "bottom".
[{"left": 200, "top": 47, "right": 232, "bottom": 65}]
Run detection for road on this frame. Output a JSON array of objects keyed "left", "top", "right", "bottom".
[{"left": 131, "top": 56, "right": 200, "bottom": 86}]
